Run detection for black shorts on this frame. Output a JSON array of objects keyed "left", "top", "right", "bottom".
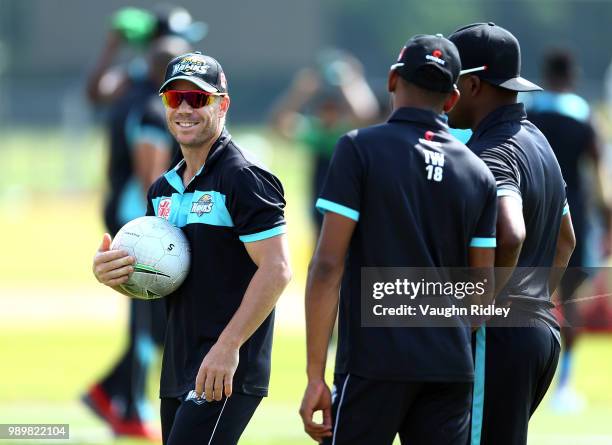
[
  {"left": 323, "top": 374, "right": 472, "bottom": 445},
  {"left": 160, "top": 391, "right": 262, "bottom": 445},
  {"left": 471, "top": 321, "right": 560, "bottom": 445}
]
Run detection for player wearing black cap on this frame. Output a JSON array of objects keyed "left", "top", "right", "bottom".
[
  {"left": 299, "top": 34, "right": 497, "bottom": 445},
  {"left": 92, "top": 52, "right": 292, "bottom": 445},
  {"left": 448, "top": 23, "right": 576, "bottom": 445}
]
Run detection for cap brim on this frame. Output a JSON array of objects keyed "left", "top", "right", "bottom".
[
  {"left": 158, "top": 76, "right": 219, "bottom": 94},
  {"left": 485, "top": 76, "right": 542, "bottom": 92}
]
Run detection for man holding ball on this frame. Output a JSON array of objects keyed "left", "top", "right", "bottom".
[{"left": 93, "top": 51, "right": 292, "bottom": 445}]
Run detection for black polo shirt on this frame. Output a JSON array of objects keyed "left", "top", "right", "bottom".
[
  {"left": 317, "top": 107, "right": 498, "bottom": 381},
  {"left": 467, "top": 103, "right": 567, "bottom": 333},
  {"left": 146, "top": 129, "right": 286, "bottom": 398}
]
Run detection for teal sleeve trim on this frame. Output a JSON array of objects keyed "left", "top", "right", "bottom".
[
  {"left": 496, "top": 188, "right": 522, "bottom": 203},
  {"left": 471, "top": 326, "right": 486, "bottom": 445},
  {"left": 316, "top": 198, "right": 360, "bottom": 222},
  {"left": 562, "top": 203, "right": 570, "bottom": 216},
  {"left": 239, "top": 224, "right": 287, "bottom": 243},
  {"left": 470, "top": 237, "right": 497, "bottom": 248}
]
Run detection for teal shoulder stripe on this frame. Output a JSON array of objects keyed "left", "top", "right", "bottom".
[
  {"left": 471, "top": 325, "right": 486, "bottom": 445},
  {"left": 496, "top": 188, "right": 522, "bottom": 204},
  {"left": 240, "top": 225, "right": 286, "bottom": 243},
  {"left": 470, "top": 237, "right": 496, "bottom": 248},
  {"left": 316, "top": 198, "right": 359, "bottom": 222}
]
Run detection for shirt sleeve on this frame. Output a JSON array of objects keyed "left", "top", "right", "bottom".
[
  {"left": 470, "top": 173, "right": 498, "bottom": 248},
  {"left": 315, "top": 132, "right": 363, "bottom": 222},
  {"left": 479, "top": 143, "right": 522, "bottom": 204},
  {"left": 228, "top": 166, "right": 287, "bottom": 243}
]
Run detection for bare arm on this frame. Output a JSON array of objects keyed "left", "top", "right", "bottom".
[
  {"left": 549, "top": 212, "right": 576, "bottom": 294},
  {"left": 86, "top": 31, "right": 130, "bottom": 105},
  {"left": 195, "top": 234, "right": 292, "bottom": 401},
  {"left": 269, "top": 68, "right": 321, "bottom": 138},
  {"left": 300, "top": 212, "right": 356, "bottom": 442},
  {"left": 133, "top": 141, "right": 172, "bottom": 191},
  {"left": 494, "top": 196, "right": 526, "bottom": 295}
]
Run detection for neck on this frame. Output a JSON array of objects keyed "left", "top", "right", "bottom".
[
  {"left": 471, "top": 94, "right": 517, "bottom": 131},
  {"left": 180, "top": 127, "right": 223, "bottom": 183},
  {"left": 393, "top": 94, "right": 444, "bottom": 115}
]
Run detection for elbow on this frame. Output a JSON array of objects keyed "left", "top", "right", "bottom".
[
  {"left": 497, "top": 226, "right": 525, "bottom": 253},
  {"left": 308, "top": 254, "right": 342, "bottom": 283},
  {"left": 562, "top": 229, "right": 577, "bottom": 258},
  {"left": 279, "top": 261, "right": 293, "bottom": 287}
]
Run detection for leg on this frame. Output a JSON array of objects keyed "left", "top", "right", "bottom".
[
  {"left": 166, "top": 392, "right": 261, "bottom": 445},
  {"left": 161, "top": 397, "right": 181, "bottom": 445},
  {"left": 477, "top": 323, "right": 558, "bottom": 445},
  {"left": 323, "top": 374, "right": 409, "bottom": 445},
  {"left": 398, "top": 382, "right": 472, "bottom": 445}
]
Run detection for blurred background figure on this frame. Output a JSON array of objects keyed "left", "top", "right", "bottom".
[
  {"left": 270, "top": 49, "right": 380, "bottom": 235},
  {"left": 81, "top": 5, "right": 199, "bottom": 440},
  {"left": 525, "top": 48, "right": 612, "bottom": 413}
]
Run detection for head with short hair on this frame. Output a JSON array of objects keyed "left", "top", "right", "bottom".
[
  {"left": 159, "top": 52, "right": 230, "bottom": 150},
  {"left": 447, "top": 23, "right": 539, "bottom": 129},
  {"left": 542, "top": 49, "right": 576, "bottom": 90}
]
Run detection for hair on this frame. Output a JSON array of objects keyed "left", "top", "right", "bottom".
[{"left": 542, "top": 49, "right": 576, "bottom": 83}]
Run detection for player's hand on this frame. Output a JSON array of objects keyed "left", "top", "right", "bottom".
[
  {"left": 92, "top": 233, "right": 134, "bottom": 287},
  {"left": 195, "top": 341, "right": 239, "bottom": 402},
  {"left": 299, "top": 379, "right": 333, "bottom": 443}
]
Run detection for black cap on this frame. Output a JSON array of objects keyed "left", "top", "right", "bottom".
[
  {"left": 159, "top": 51, "right": 228, "bottom": 94},
  {"left": 449, "top": 22, "right": 542, "bottom": 92},
  {"left": 390, "top": 34, "right": 461, "bottom": 93}
]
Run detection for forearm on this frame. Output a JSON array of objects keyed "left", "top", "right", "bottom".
[
  {"left": 305, "top": 260, "right": 342, "bottom": 381},
  {"left": 217, "top": 260, "right": 291, "bottom": 349}
]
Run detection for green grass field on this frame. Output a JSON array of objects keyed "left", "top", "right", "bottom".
[{"left": 1, "top": 127, "right": 612, "bottom": 444}]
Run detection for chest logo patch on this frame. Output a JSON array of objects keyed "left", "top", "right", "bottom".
[
  {"left": 191, "top": 194, "right": 214, "bottom": 216},
  {"left": 158, "top": 198, "right": 172, "bottom": 219}
]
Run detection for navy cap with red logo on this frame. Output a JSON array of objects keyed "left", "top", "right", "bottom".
[
  {"left": 390, "top": 34, "right": 461, "bottom": 93},
  {"left": 159, "top": 51, "right": 228, "bottom": 94},
  {"left": 448, "top": 22, "right": 542, "bottom": 92}
]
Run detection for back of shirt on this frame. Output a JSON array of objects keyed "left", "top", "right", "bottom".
[
  {"left": 318, "top": 108, "right": 497, "bottom": 381},
  {"left": 469, "top": 104, "right": 567, "bottom": 316}
]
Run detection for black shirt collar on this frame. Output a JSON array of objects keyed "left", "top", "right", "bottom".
[
  {"left": 470, "top": 103, "right": 527, "bottom": 143},
  {"left": 388, "top": 107, "right": 448, "bottom": 130}
]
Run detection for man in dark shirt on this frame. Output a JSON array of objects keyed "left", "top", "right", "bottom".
[
  {"left": 525, "top": 50, "right": 611, "bottom": 410},
  {"left": 448, "top": 23, "right": 576, "bottom": 444},
  {"left": 299, "top": 34, "right": 497, "bottom": 445},
  {"left": 82, "top": 36, "right": 190, "bottom": 439},
  {"left": 92, "top": 52, "right": 292, "bottom": 445}
]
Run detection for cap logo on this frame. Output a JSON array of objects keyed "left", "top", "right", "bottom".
[
  {"left": 219, "top": 71, "right": 227, "bottom": 90},
  {"left": 172, "top": 56, "right": 210, "bottom": 76},
  {"left": 425, "top": 50, "right": 445, "bottom": 66}
]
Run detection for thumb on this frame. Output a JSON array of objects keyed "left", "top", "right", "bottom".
[{"left": 99, "top": 233, "right": 112, "bottom": 252}]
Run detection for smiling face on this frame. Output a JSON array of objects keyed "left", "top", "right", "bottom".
[{"left": 163, "top": 79, "right": 230, "bottom": 150}]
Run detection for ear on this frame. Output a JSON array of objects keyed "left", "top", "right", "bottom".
[
  {"left": 467, "top": 75, "right": 482, "bottom": 97},
  {"left": 218, "top": 95, "right": 230, "bottom": 116},
  {"left": 443, "top": 87, "right": 460, "bottom": 113},
  {"left": 387, "top": 70, "right": 399, "bottom": 93}
]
